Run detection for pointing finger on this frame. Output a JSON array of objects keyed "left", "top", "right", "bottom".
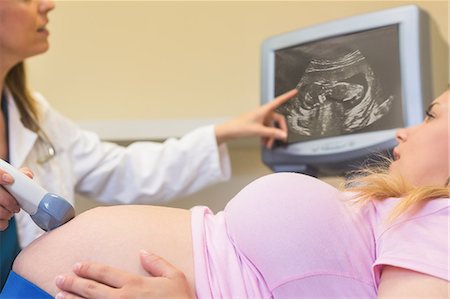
[{"left": 264, "top": 88, "right": 298, "bottom": 111}]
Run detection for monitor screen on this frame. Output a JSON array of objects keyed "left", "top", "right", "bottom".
[
  {"left": 275, "top": 25, "right": 403, "bottom": 144},
  {"left": 261, "top": 5, "right": 432, "bottom": 176}
]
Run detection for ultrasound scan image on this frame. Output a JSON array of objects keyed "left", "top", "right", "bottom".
[{"left": 275, "top": 25, "right": 403, "bottom": 143}]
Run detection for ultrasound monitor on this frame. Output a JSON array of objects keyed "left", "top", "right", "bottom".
[{"left": 261, "top": 5, "right": 433, "bottom": 176}]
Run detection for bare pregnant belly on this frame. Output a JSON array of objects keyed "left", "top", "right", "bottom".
[{"left": 13, "top": 205, "right": 194, "bottom": 296}]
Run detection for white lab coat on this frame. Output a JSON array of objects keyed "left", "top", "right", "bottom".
[{"left": 7, "top": 91, "right": 231, "bottom": 247}]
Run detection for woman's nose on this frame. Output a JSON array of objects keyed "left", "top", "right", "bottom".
[
  {"left": 395, "top": 127, "right": 407, "bottom": 143},
  {"left": 39, "top": 0, "right": 55, "bottom": 13}
]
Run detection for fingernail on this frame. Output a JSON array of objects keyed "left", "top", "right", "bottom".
[
  {"left": 55, "top": 275, "right": 64, "bottom": 286},
  {"left": 55, "top": 291, "right": 66, "bottom": 299},
  {"left": 73, "top": 262, "right": 82, "bottom": 272},
  {"left": 278, "top": 132, "right": 287, "bottom": 139},
  {"left": 2, "top": 174, "right": 13, "bottom": 184},
  {"left": 140, "top": 249, "right": 150, "bottom": 256}
]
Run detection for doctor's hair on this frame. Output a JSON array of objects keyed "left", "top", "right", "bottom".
[
  {"left": 346, "top": 156, "right": 449, "bottom": 222},
  {"left": 5, "top": 62, "right": 40, "bottom": 132}
]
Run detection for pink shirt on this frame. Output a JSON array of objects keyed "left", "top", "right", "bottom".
[{"left": 191, "top": 173, "right": 449, "bottom": 298}]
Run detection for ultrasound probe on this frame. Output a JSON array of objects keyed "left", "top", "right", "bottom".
[{"left": 0, "top": 159, "right": 75, "bottom": 231}]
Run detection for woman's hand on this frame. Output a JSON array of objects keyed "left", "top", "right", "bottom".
[
  {"left": 55, "top": 250, "right": 195, "bottom": 299},
  {"left": 215, "top": 88, "right": 297, "bottom": 148},
  {"left": 0, "top": 167, "right": 32, "bottom": 230}
]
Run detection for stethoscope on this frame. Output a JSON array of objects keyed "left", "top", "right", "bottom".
[{"left": 36, "top": 129, "right": 56, "bottom": 164}]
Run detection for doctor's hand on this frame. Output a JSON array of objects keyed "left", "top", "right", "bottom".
[
  {"left": 214, "top": 88, "right": 297, "bottom": 149},
  {"left": 55, "top": 250, "right": 195, "bottom": 299},
  {"left": 0, "top": 168, "right": 32, "bottom": 230}
]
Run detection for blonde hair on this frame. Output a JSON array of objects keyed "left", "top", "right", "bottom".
[
  {"left": 346, "top": 157, "right": 449, "bottom": 222},
  {"left": 4, "top": 62, "right": 40, "bottom": 132}
]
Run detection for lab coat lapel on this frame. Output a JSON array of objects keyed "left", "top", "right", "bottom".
[{"left": 7, "top": 92, "right": 38, "bottom": 168}]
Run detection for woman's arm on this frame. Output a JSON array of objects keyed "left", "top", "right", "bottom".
[
  {"left": 377, "top": 266, "right": 449, "bottom": 298},
  {"left": 54, "top": 251, "right": 194, "bottom": 299}
]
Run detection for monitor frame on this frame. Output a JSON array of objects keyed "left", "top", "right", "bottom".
[{"left": 261, "top": 5, "right": 432, "bottom": 176}]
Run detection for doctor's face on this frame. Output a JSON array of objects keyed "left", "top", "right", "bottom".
[
  {"left": 390, "top": 90, "right": 449, "bottom": 187},
  {"left": 0, "top": 0, "right": 55, "bottom": 65}
]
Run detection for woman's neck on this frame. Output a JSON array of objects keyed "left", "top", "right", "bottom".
[
  {"left": 0, "top": 68, "right": 8, "bottom": 99},
  {"left": 0, "top": 81, "right": 4, "bottom": 103},
  {"left": 0, "top": 57, "right": 21, "bottom": 97},
  {"left": 0, "top": 69, "right": 6, "bottom": 97},
  {"left": 0, "top": 75, "right": 7, "bottom": 161},
  {"left": 0, "top": 58, "right": 8, "bottom": 90}
]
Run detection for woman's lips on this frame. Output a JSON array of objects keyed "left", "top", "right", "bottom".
[
  {"left": 37, "top": 27, "right": 49, "bottom": 36},
  {"left": 393, "top": 148, "right": 400, "bottom": 161}
]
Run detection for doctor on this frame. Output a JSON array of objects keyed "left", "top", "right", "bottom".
[{"left": 0, "top": 0, "right": 295, "bottom": 289}]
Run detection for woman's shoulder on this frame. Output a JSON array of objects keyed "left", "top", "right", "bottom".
[
  {"left": 31, "top": 91, "right": 51, "bottom": 109},
  {"left": 28, "top": 91, "right": 54, "bottom": 121},
  {"left": 373, "top": 197, "right": 450, "bottom": 223},
  {"left": 30, "top": 91, "right": 80, "bottom": 131},
  {"left": 372, "top": 197, "right": 450, "bottom": 284}
]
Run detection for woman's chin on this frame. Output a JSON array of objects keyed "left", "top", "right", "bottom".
[
  {"left": 27, "top": 44, "right": 50, "bottom": 58},
  {"left": 388, "top": 161, "right": 399, "bottom": 175}
]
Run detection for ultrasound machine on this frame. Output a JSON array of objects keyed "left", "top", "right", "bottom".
[{"left": 260, "top": 5, "right": 434, "bottom": 177}]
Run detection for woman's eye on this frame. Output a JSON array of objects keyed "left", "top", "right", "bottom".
[{"left": 425, "top": 111, "right": 435, "bottom": 121}]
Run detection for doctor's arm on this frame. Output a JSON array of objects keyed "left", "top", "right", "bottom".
[
  {"left": 377, "top": 266, "right": 449, "bottom": 298},
  {"left": 69, "top": 89, "right": 296, "bottom": 204},
  {"left": 55, "top": 251, "right": 194, "bottom": 299}
]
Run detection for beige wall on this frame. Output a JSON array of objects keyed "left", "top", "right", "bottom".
[
  {"left": 27, "top": 1, "right": 449, "bottom": 120},
  {"left": 26, "top": 1, "right": 449, "bottom": 213}
]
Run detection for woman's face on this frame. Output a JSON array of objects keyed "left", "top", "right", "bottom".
[
  {"left": 0, "top": 0, "right": 54, "bottom": 66},
  {"left": 390, "top": 90, "right": 449, "bottom": 187}
]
